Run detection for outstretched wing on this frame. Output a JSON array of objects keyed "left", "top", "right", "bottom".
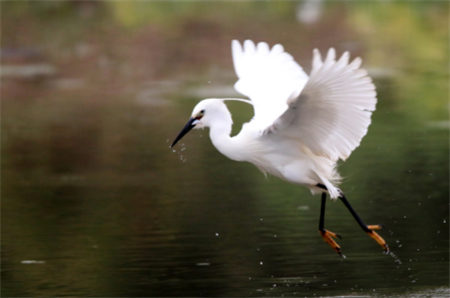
[
  {"left": 232, "top": 40, "right": 309, "bottom": 129},
  {"left": 267, "top": 48, "right": 377, "bottom": 161}
]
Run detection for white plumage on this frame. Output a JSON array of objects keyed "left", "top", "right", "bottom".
[{"left": 171, "top": 40, "right": 377, "bottom": 199}]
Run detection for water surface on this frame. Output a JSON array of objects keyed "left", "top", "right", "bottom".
[{"left": 2, "top": 2, "right": 448, "bottom": 297}]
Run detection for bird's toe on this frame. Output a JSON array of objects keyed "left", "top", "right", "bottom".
[
  {"left": 366, "top": 228, "right": 389, "bottom": 253},
  {"left": 320, "top": 229, "right": 343, "bottom": 256}
]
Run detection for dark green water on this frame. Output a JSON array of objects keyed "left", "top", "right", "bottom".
[{"left": 2, "top": 2, "right": 449, "bottom": 297}]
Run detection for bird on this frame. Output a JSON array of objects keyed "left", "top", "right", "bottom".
[{"left": 170, "top": 40, "right": 389, "bottom": 257}]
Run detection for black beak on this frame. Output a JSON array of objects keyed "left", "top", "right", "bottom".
[{"left": 170, "top": 117, "right": 196, "bottom": 148}]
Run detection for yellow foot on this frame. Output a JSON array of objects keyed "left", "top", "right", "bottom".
[
  {"left": 320, "top": 229, "right": 343, "bottom": 257},
  {"left": 367, "top": 225, "right": 389, "bottom": 253}
]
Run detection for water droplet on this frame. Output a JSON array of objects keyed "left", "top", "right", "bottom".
[
  {"left": 215, "top": 233, "right": 219, "bottom": 236},
  {"left": 260, "top": 262, "right": 263, "bottom": 265}
]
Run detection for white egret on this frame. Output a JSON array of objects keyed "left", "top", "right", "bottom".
[{"left": 171, "top": 40, "right": 388, "bottom": 256}]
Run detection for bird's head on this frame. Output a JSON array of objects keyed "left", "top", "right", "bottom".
[{"left": 170, "top": 98, "right": 230, "bottom": 148}]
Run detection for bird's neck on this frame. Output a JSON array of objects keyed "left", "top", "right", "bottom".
[{"left": 208, "top": 115, "right": 242, "bottom": 161}]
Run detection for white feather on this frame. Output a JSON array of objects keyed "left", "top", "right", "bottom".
[
  {"left": 268, "top": 50, "right": 377, "bottom": 162},
  {"left": 232, "top": 40, "right": 309, "bottom": 129}
]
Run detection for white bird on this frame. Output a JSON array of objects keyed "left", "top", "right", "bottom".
[{"left": 171, "top": 40, "right": 388, "bottom": 256}]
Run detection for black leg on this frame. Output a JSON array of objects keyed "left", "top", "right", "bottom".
[
  {"left": 317, "top": 183, "right": 330, "bottom": 232},
  {"left": 338, "top": 193, "right": 371, "bottom": 232},
  {"left": 338, "top": 191, "right": 389, "bottom": 253},
  {"left": 318, "top": 191, "right": 342, "bottom": 256},
  {"left": 319, "top": 192, "right": 326, "bottom": 231}
]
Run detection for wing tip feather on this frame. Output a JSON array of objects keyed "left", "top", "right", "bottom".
[{"left": 326, "top": 48, "right": 336, "bottom": 62}]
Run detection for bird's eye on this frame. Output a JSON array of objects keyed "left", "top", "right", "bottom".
[{"left": 195, "top": 110, "right": 205, "bottom": 120}]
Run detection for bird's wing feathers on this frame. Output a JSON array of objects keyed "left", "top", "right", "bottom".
[
  {"left": 232, "top": 40, "right": 309, "bottom": 128},
  {"left": 267, "top": 48, "right": 377, "bottom": 161}
]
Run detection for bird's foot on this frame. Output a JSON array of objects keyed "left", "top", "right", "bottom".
[
  {"left": 366, "top": 225, "right": 389, "bottom": 253},
  {"left": 319, "top": 229, "right": 343, "bottom": 257}
]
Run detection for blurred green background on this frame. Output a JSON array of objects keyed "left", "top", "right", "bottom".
[{"left": 2, "top": 1, "right": 448, "bottom": 297}]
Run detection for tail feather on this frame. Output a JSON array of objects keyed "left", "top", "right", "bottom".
[{"left": 316, "top": 172, "right": 340, "bottom": 199}]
